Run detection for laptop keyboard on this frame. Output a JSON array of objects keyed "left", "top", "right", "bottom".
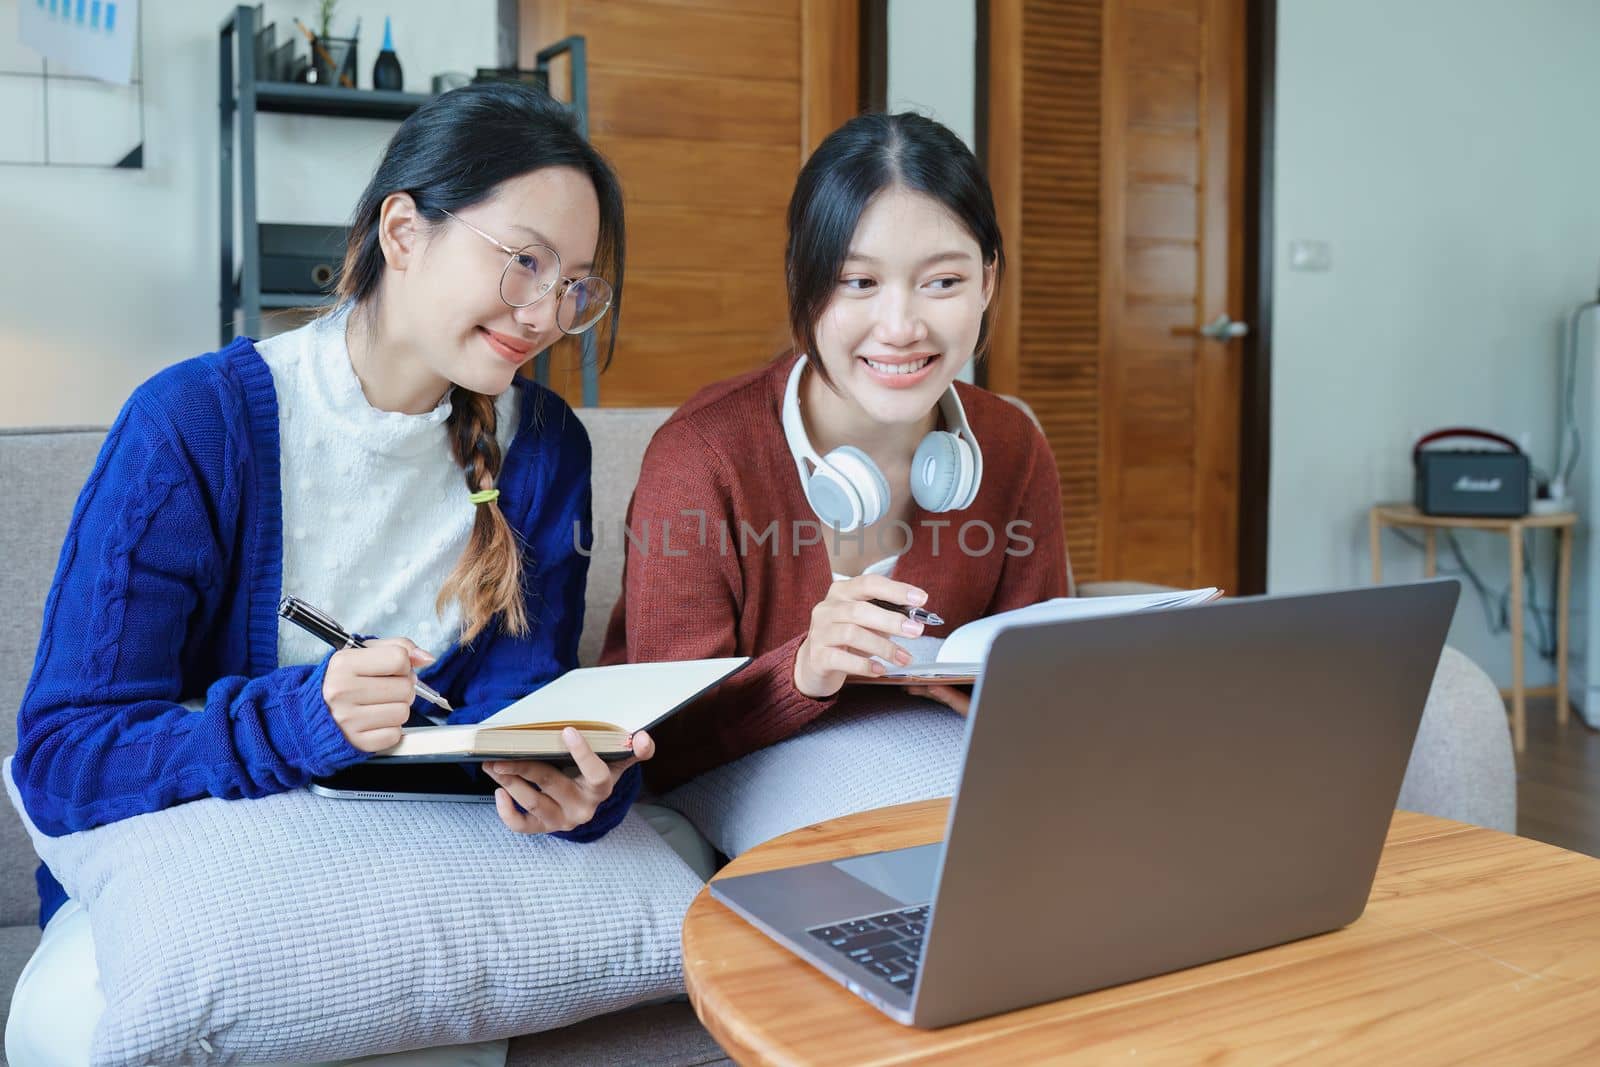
[{"left": 807, "top": 905, "right": 929, "bottom": 991}]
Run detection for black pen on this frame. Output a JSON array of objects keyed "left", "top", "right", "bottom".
[
  {"left": 870, "top": 599, "right": 944, "bottom": 627},
  {"left": 277, "top": 594, "right": 454, "bottom": 713}
]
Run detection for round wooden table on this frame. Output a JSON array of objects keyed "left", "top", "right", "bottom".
[{"left": 683, "top": 799, "right": 1600, "bottom": 1065}]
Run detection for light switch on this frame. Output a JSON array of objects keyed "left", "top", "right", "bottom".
[{"left": 1289, "top": 239, "right": 1332, "bottom": 272}]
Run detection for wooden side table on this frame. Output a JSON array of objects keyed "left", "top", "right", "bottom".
[
  {"left": 1368, "top": 503, "right": 1577, "bottom": 753},
  {"left": 682, "top": 799, "right": 1600, "bottom": 1065}
]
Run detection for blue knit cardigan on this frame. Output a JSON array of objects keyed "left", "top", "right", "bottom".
[{"left": 13, "top": 338, "right": 638, "bottom": 925}]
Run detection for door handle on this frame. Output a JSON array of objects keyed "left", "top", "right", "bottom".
[{"left": 1171, "top": 314, "right": 1250, "bottom": 341}]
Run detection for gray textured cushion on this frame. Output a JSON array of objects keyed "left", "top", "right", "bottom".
[
  {"left": 635, "top": 804, "right": 718, "bottom": 882},
  {"left": 1398, "top": 646, "right": 1517, "bottom": 833},
  {"left": 5, "top": 762, "right": 703, "bottom": 1066},
  {"left": 0, "top": 427, "right": 106, "bottom": 929},
  {"left": 573, "top": 408, "right": 671, "bottom": 668},
  {"left": 665, "top": 694, "right": 966, "bottom": 858}
]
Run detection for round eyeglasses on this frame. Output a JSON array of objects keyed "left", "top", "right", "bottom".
[{"left": 440, "top": 209, "right": 613, "bottom": 335}]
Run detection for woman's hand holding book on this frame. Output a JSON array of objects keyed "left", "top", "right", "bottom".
[{"left": 483, "top": 729, "right": 656, "bottom": 835}]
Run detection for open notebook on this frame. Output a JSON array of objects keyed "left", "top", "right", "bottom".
[
  {"left": 862, "top": 588, "right": 1222, "bottom": 685},
  {"left": 370, "top": 658, "right": 749, "bottom": 762}
]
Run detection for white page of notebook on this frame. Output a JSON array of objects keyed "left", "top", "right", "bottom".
[
  {"left": 878, "top": 589, "right": 1221, "bottom": 676},
  {"left": 935, "top": 590, "right": 1218, "bottom": 664},
  {"left": 480, "top": 658, "right": 748, "bottom": 732}
]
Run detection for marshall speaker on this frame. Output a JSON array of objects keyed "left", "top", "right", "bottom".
[
  {"left": 1413, "top": 427, "right": 1530, "bottom": 518},
  {"left": 259, "top": 223, "right": 348, "bottom": 295}
]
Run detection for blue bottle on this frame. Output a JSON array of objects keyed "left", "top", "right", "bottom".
[{"left": 372, "top": 17, "right": 403, "bottom": 92}]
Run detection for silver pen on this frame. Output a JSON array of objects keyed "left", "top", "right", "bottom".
[
  {"left": 277, "top": 594, "right": 454, "bottom": 713},
  {"left": 870, "top": 599, "right": 945, "bottom": 627}
]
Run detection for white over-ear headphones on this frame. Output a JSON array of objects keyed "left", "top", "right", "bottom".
[{"left": 781, "top": 356, "right": 983, "bottom": 532}]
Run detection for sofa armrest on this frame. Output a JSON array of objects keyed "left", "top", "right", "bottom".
[{"left": 1397, "top": 646, "right": 1516, "bottom": 833}]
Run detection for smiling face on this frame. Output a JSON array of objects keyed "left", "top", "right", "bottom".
[
  {"left": 809, "top": 185, "right": 995, "bottom": 426},
  {"left": 383, "top": 166, "right": 601, "bottom": 397}
]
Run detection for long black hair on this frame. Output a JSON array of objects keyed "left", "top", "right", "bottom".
[
  {"left": 785, "top": 112, "right": 1004, "bottom": 383},
  {"left": 336, "top": 82, "right": 626, "bottom": 642}
]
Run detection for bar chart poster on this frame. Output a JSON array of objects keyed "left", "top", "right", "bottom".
[
  {"left": 2, "top": 0, "right": 142, "bottom": 166},
  {"left": 19, "top": 0, "right": 135, "bottom": 84}
]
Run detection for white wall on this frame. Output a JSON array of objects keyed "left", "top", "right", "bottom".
[
  {"left": 886, "top": 0, "right": 976, "bottom": 384},
  {"left": 0, "top": 1, "right": 495, "bottom": 427},
  {"left": 1270, "top": 0, "right": 1600, "bottom": 689},
  {"left": 886, "top": 0, "right": 976, "bottom": 150},
  {"left": 1, "top": 2, "right": 977, "bottom": 423}
]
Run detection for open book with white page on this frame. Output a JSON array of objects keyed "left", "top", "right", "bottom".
[
  {"left": 858, "top": 588, "right": 1222, "bottom": 685},
  {"left": 369, "top": 657, "right": 749, "bottom": 762}
]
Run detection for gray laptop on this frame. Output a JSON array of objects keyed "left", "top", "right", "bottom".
[{"left": 710, "top": 580, "right": 1461, "bottom": 1029}]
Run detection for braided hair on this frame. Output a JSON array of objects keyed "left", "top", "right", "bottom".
[{"left": 335, "top": 83, "right": 625, "bottom": 641}]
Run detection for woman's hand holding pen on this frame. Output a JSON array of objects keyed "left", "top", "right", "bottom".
[
  {"left": 484, "top": 729, "right": 656, "bottom": 835},
  {"left": 793, "top": 575, "right": 930, "bottom": 698},
  {"left": 321, "top": 638, "right": 436, "bottom": 752}
]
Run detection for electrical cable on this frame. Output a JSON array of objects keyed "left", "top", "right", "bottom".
[{"left": 1387, "top": 526, "right": 1559, "bottom": 661}]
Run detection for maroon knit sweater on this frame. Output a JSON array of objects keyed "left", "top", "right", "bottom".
[{"left": 600, "top": 354, "right": 1068, "bottom": 790}]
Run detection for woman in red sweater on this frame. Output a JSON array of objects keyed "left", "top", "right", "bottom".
[{"left": 601, "top": 112, "right": 1067, "bottom": 810}]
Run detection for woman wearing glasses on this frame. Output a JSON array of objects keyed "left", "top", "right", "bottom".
[
  {"left": 601, "top": 112, "right": 1068, "bottom": 856},
  {"left": 9, "top": 84, "right": 636, "bottom": 1066}
]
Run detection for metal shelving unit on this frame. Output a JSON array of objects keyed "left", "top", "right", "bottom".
[{"left": 218, "top": 5, "right": 596, "bottom": 402}]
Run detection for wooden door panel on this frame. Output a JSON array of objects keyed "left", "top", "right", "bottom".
[
  {"left": 591, "top": 333, "right": 788, "bottom": 406},
  {"left": 1114, "top": 303, "right": 1199, "bottom": 351},
  {"left": 1125, "top": 244, "right": 1197, "bottom": 302},
  {"left": 1120, "top": 519, "right": 1196, "bottom": 586},
  {"left": 1121, "top": 354, "right": 1196, "bottom": 406},
  {"left": 1110, "top": 0, "right": 1240, "bottom": 590},
  {"left": 629, "top": 0, "right": 799, "bottom": 16},
  {"left": 1126, "top": 0, "right": 1199, "bottom": 18},
  {"left": 1125, "top": 70, "right": 1200, "bottom": 127},
  {"left": 623, "top": 273, "right": 788, "bottom": 337},
  {"left": 598, "top": 138, "right": 800, "bottom": 211},
  {"left": 988, "top": 0, "right": 1243, "bottom": 591},
  {"left": 1126, "top": 130, "right": 1199, "bottom": 184},
  {"left": 572, "top": 4, "right": 801, "bottom": 82},
  {"left": 988, "top": 0, "right": 1106, "bottom": 582},
  {"left": 1121, "top": 406, "right": 1194, "bottom": 456},
  {"left": 1123, "top": 10, "right": 1200, "bottom": 67},
  {"left": 523, "top": 0, "right": 856, "bottom": 408},
  {"left": 1126, "top": 187, "right": 1198, "bottom": 241},
  {"left": 1122, "top": 466, "right": 1196, "bottom": 520},
  {"left": 624, "top": 204, "right": 787, "bottom": 274},
  {"left": 589, "top": 71, "right": 800, "bottom": 145}
]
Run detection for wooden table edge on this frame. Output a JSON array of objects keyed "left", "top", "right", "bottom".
[
  {"left": 681, "top": 801, "right": 1569, "bottom": 1066},
  {"left": 1370, "top": 502, "right": 1578, "bottom": 530}
]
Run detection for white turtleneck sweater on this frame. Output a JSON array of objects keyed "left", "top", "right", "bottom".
[{"left": 256, "top": 311, "right": 519, "bottom": 667}]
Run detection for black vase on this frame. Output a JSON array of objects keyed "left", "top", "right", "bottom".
[
  {"left": 373, "top": 49, "right": 403, "bottom": 92},
  {"left": 372, "top": 17, "right": 404, "bottom": 92}
]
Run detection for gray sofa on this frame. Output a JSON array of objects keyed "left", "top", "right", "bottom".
[{"left": 0, "top": 409, "right": 1516, "bottom": 1065}]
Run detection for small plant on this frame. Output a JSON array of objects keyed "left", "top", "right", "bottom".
[{"left": 317, "top": 0, "right": 339, "bottom": 40}]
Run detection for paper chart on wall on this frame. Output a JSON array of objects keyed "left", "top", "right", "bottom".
[
  {"left": 20, "top": 0, "right": 138, "bottom": 84},
  {"left": 4, "top": 0, "right": 144, "bottom": 167}
]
